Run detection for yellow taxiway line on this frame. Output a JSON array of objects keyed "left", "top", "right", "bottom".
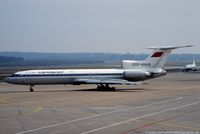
[
  {"left": 0, "top": 97, "right": 8, "bottom": 103},
  {"left": 19, "top": 107, "right": 43, "bottom": 116},
  {"left": 137, "top": 119, "right": 200, "bottom": 131}
]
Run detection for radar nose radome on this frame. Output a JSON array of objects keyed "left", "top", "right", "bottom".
[{"left": 4, "top": 77, "right": 10, "bottom": 83}]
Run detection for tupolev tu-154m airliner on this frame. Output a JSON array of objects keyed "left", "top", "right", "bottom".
[{"left": 5, "top": 45, "right": 192, "bottom": 92}]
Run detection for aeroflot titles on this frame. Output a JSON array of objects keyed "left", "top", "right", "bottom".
[{"left": 38, "top": 71, "right": 64, "bottom": 74}]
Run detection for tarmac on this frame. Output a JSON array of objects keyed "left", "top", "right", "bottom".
[{"left": 0, "top": 72, "right": 200, "bottom": 134}]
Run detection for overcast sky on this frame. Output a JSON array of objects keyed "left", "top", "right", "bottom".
[{"left": 0, "top": 0, "right": 199, "bottom": 53}]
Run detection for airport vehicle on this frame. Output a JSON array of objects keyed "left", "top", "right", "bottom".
[
  {"left": 183, "top": 60, "right": 199, "bottom": 72},
  {"left": 5, "top": 45, "right": 192, "bottom": 92}
]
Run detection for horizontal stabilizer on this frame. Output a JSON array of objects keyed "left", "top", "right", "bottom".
[{"left": 147, "top": 45, "right": 193, "bottom": 50}]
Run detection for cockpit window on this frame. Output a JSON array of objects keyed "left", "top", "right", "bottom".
[{"left": 10, "top": 74, "right": 20, "bottom": 77}]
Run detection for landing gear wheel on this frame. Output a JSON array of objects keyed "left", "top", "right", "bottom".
[
  {"left": 96, "top": 84, "right": 116, "bottom": 91},
  {"left": 111, "top": 87, "right": 116, "bottom": 90},
  {"left": 30, "top": 85, "right": 34, "bottom": 92},
  {"left": 97, "top": 86, "right": 101, "bottom": 90},
  {"left": 97, "top": 84, "right": 103, "bottom": 90}
]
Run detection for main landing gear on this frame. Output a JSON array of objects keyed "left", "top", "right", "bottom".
[
  {"left": 97, "top": 84, "right": 116, "bottom": 91},
  {"left": 30, "top": 85, "right": 34, "bottom": 92}
]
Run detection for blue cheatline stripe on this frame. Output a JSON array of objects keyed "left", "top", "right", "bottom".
[{"left": 10, "top": 73, "right": 123, "bottom": 77}]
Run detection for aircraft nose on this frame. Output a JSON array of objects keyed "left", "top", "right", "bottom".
[
  {"left": 4, "top": 77, "right": 11, "bottom": 83},
  {"left": 4, "top": 77, "right": 9, "bottom": 82}
]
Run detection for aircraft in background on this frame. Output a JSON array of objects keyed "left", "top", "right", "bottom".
[
  {"left": 5, "top": 45, "right": 192, "bottom": 92},
  {"left": 183, "top": 60, "right": 199, "bottom": 72}
]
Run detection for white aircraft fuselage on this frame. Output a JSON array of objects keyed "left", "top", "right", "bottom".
[
  {"left": 5, "top": 45, "right": 192, "bottom": 92},
  {"left": 5, "top": 68, "right": 165, "bottom": 85}
]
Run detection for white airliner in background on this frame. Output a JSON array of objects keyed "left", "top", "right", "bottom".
[
  {"left": 183, "top": 60, "right": 199, "bottom": 72},
  {"left": 5, "top": 45, "right": 192, "bottom": 92}
]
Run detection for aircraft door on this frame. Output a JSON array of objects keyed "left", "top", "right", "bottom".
[
  {"left": 90, "top": 72, "right": 98, "bottom": 79},
  {"left": 69, "top": 71, "right": 74, "bottom": 78},
  {"left": 25, "top": 74, "right": 30, "bottom": 85}
]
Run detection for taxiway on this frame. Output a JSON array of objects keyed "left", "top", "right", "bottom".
[{"left": 0, "top": 72, "right": 200, "bottom": 134}]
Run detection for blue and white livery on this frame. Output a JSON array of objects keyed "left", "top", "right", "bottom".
[{"left": 5, "top": 45, "right": 192, "bottom": 92}]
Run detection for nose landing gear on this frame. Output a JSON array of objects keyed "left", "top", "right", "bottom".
[{"left": 30, "top": 85, "right": 34, "bottom": 92}]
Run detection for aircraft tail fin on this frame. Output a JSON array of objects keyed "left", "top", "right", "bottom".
[
  {"left": 193, "top": 59, "right": 196, "bottom": 66},
  {"left": 145, "top": 45, "right": 193, "bottom": 69}
]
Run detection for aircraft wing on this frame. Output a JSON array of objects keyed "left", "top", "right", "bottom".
[{"left": 73, "top": 79, "right": 142, "bottom": 85}]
